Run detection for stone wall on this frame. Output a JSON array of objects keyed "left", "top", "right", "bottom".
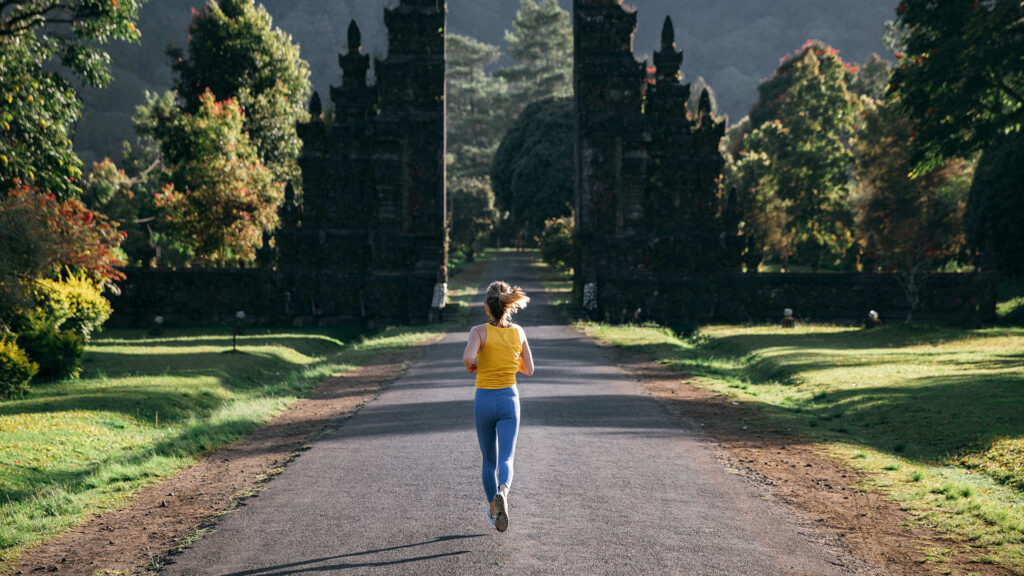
[
  {"left": 107, "top": 266, "right": 438, "bottom": 328},
  {"left": 595, "top": 272, "right": 995, "bottom": 325}
]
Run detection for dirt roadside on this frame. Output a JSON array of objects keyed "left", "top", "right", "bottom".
[
  {"left": 11, "top": 338, "right": 438, "bottom": 576},
  {"left": 602, "top": 343, "right": 1013, "bottom": 576}
]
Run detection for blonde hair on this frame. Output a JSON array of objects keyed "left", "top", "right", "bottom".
[{"left": 485, "top": 281, "right": 530, "bottom": 326}]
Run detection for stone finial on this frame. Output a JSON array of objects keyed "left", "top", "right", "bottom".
[
  {"left": 347, "top": 19, "right": 362, "bottom": 52},
  {"left": 661, "top": 15, "right": 675, "bottom": 50},
  {"left": 308, "top": 91, "right": 322, "bottom": 117},
  {"left": 699, "top": 88, "right": 713, "bottom": 117},
  {"left": 653, "top": 15, "right": 683, "bottom": 83},
  {"left": 338, "top": 19, "right": 370, "bottom": 89}
]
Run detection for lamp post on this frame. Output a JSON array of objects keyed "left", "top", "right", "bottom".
[
  {"left": 232, "top": 310, "right": 246, "bottom": 353},
  {"left": 150, "top": 315, "right": 165, "bottom": 337},
  {"left": 782, "top": 308, "right": 795, "bottom": 328}
]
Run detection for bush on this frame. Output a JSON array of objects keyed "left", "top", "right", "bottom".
[
  {"left": 16, "top": 317, "right": 85, "bottom": 381},
  {"left": 33, "top": 274, "right": 113, "bottom": 340},
  {"left": 0, "top": 338, "right": 38, "bottom": 400},
  {"left": 538, "top": 212, "right": 575, "bottom": 272}
]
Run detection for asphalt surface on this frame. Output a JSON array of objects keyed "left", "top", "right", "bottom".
[{"left": 164, "top": 253, "right": 878, "bottom": 576}]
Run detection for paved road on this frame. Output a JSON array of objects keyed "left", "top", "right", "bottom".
[{"left": 165, "top": 253, "right": 877, "bottom": 576}]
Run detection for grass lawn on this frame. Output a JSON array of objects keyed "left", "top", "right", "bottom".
[
  {"left": 0, "top": 257, "right": 489, "bottom": 568},
  {"left": 581, "top": 321, "right": 1024, "bottom": 571}
]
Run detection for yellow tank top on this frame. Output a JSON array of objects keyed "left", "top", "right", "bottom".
[{"left": 475, "top": 324, "right": 521, "bottom": 389}]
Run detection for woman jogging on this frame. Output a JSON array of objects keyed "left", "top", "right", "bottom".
[{"left": 463, "top": 281, "right": 534, "bottom": 532}]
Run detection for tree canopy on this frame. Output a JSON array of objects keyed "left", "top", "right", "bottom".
[
  {"left": 446, "top": 33, "right": 509, "bottom": 182},
  {"left": 888, "top": 0, "right": 1024, "bottom": 173},
  {"left": 491, "top": 97, "right": 573, "bottom": 242},
  {"left": 965, "top": 130, "right": 1024, "bottom": 278},
  {"left": 141, "top": 90, "right": 281, "bottom": 265},
  {"left": 169, "top": 0, "right": 310, "bottom": 184},
  {"left": 730, "top": 41, "right": 865, "bottom": 269},
  {"left": 497, "top": 0, "right": 573, "bottom": 115},
  {"left": 0, "top": 0, "right": 147, "bottom": 199}
]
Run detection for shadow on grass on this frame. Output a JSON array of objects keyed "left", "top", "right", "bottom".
[
  {"left": 759, "top": 373, "right": 1024, "bottom": 463},
  {"left": 607, "top": 324, "right": 1024, "bottom": 480},
  {"left": 0, "top": 327, "right": 433, "bottom": 510}
]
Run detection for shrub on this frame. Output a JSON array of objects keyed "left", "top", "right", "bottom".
[
  {"left": 0, "top": 338, "right": 38, "bottom": 400},
  {"left": 538, "top": 212, "right": 575, "bottom": 272},
  {"left": 16, "top": 316, "right": 85, "bottom": 381},
  {"left": 33, "top": 274, "right": 113, "bottom": 340}
]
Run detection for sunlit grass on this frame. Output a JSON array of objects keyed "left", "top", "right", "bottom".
[
  {"left": 0, "top": 252, "right": 494, "bottom": 569},
  {"left": 580, "top": 321, "right": 1024, "bottom": 572},
  {"left": 0, "top": 323, "right": 449, "bottom": 567}
]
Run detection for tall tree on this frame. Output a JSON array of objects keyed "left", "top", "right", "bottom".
[
  {"left": 497, "top": 0, "right": 573, "bottom": 115},
  {"left": 0, "top": 0, "right": 147, "bottom": 199},
  {"left": 888, "top": 0, "right": 1024, "bottom": 173},
  {"left": 446, "top": 33, "right": 509, "bottom": 259},
  {"left": 446, "top": 33, "right": 510, "bottom": 182},
  {"left": 964, "top": 130, "right": 1024, "bottom": 278},
  {"left": 855, "top": 103, "right": 971, "bottom": 320},
  {"left": 491, "top": 97, "right": 573, "bottom": 242},
  {"left": 141, "top": 90, "right": 281, "bottom": 265},
  {"left": 731, "top": 41, "right": 865, "bottom": 269},
  {"left": 169, "top": 0, "right": 310, "bottom": 184}
]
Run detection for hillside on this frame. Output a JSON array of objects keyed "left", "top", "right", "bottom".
[{"left": 74, "top": 0, "right": 897, "bottom": 166}]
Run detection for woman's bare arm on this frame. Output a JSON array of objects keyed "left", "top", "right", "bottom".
[
  {"left": 518, "top": 326, "right": 534, "bottom": 376},
  {"left": 463, "top": 325, "right": 482, "bottom": 373}
]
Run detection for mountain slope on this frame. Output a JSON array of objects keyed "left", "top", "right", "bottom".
[{"left": 74, "top": 0, "right": 896, "bottom": 165}]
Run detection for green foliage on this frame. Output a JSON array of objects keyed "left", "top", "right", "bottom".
[
  {"left": 888, "top": 0, "right": 1024, "bottom": 172},
  {"left": 169, "top": 0, "right": 310, "bottom": 184},
  {"left": 491, "top": 98, "right": 573, "bottom": 241},
  {"left": 446, "top": 33, "right": 510, "bottom": 182},
  {"left": 538, "top": 212, "right": 574, "bottom": 272},
  {"left": 0, "top": 187, "right": 125, "bottom": 328},
  {"left": 855, "top": 103, "right": 971, "bottom": 319},
  {"left": 82, "top": 157, "right": 161, "bottom": 267},
  {"left": 0, "top": 0, "right": 147, "bottom": 199},
  {"left": 729, "top": 41, "right": 865, "bottom": 268},
  {"left": 16, "top": 316, "right": 85, "bottom": 382},
  {"left": 141, "top": 90, "right": 282, "bottom": 265},
  {"left": 449, "top": 178, "right": 499, "bottom": 262},
  {"left": 0, "top": 338, "right": 36, "bottom": 400},
  {"left": 496, "top": 0, "right": 573, "bottom": 116},
  {"left": 965, "top": 130, "right": 1024, "bottom": 278},
  {"left": 32, "top": 275, "right": 113, "bottom": 341},
  {"left": 849, "top": 53, "right": 891, "bottom": 101}
]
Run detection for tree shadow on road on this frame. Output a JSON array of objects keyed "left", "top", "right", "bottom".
[{"left": 213, "top": 534, "right": 484, "bottom": 576}]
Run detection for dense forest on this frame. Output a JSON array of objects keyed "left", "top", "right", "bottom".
[{"left": 75, "top": 0, "right": 895, "bottom": 165}]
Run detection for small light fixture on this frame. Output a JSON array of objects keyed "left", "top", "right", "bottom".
[
  {"left": 782, "top": 308, "right": 795, "bottom": 328},
  {"left": 866, "top": 310, "right": 881, "bottom": 329},
  {"left": 232, "top": 310, "right": 246, "bottom": 352}
]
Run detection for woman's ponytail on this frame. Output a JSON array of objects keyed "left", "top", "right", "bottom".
[{"left": 485, "top": 281, "right": 530, "bottom": 325}]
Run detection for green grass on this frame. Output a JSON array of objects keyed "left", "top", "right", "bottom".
[
  {"left": 0, "top": 260, "right": 488, "bottom": 570},
  {"left": 997, "top": 280, "right": 1024, "bottom": 325},
  {"left": 0, "top": 326, "right": 438, "bottom": 565},
  {"left": 579, "top": 321, "right": 1024, "bottom": 572}
]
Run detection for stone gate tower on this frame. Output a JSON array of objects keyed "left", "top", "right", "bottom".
[
  {"left": 278, "top": 0, "right": 446, "bottom": 326},
  {"left": 573, "top": 0, "right": 728, "bottom": 323}
]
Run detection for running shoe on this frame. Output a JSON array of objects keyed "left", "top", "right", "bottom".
[
  {"left": 486, "top": 509, "right": 496, "bottom": 529},
  {"left": 494, "top": 488, "right": 509, "bottom": 532}
]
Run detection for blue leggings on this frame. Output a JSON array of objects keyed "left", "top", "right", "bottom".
[{"left": 474, "top": 385, "right": 520, "bottom": 503}]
